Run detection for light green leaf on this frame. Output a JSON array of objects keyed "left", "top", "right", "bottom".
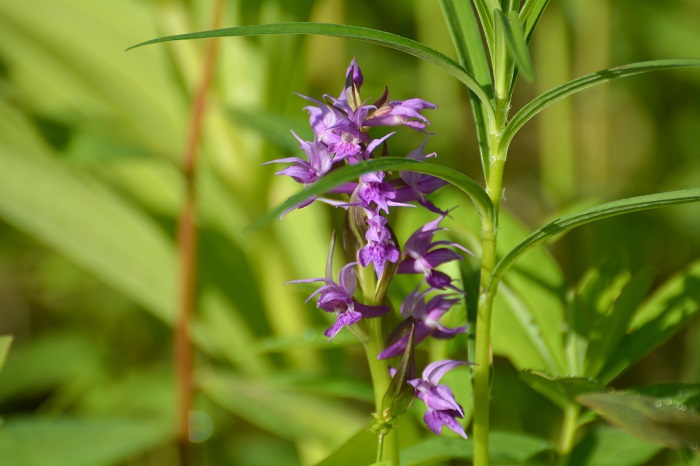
[
  {"left": 0, "top": 336, "right": 11, "bottom": 375},
  {"left": 599, "top": 259, "right": 700, "bottom": 383},
  {"left": 0, "top": 417, "right": 172, "bottom": 466},
  {"left": 311, "top": 421, "right": 375, "bottom": 466},
  {"left": 0, "top": 143, "right": 176, "bottom": 323},
  {"left": 489, "top": 188, "right": 700, "bottom": 294},
  {"left": 572, "top": 426, "right": 662, "bottom": 466},
  {"left": 577, "top": 392, "right": 700, "bottom": 449},
  {"left": 520, "top": 370, "right": 606, "bottom": 409},
  {"left": 502, "top": 59, "right": 700, "bottom": 150},
  {"left": 495, "top": 9, "right": 535, "bottom": 82},
  {"left": 250, "top": 157, "right": 494, "bottom": 231},
  {"left": 470, "top": 0, "right": 495, "bottom": 55},
  {"left": 128, "top": 22, "right": 493, "bottom": 113},
  {"left": 400, "top": 431, "right": 550, "bottom": 465}
]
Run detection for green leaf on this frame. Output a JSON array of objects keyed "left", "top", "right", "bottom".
[
  {"left": 470, "top": 0, "right": 495, "bottom": 56},
  {"left": 519, "top": 0, "right": 551, "bottom": 43},
  {"left": 495, "top": 9, "right": 535, "bottom": 82},
  {"left": 489, "top": 188, "right": 700, "bottom": 294},
  {"left": 311, "top": 421, "right": 376, "bottom": 466},
  {"left": 128, "top": 22, "right": 493, "bottom": 113},
  {"left": 577, "top": 392, "right": 700, "bottom": 449},
  {"left": 584, "top": 268, "right": 656, "bottom": 378},
  {"left": 250, "top": 157, "right": 494, "bottom": 231},
  {"left": 0, "top": 336, "right": 11, "bottom": 375},
  {"left": 440, "top": 0, "right": 494, "bottom": 177},
  {"left": 570, "top": 426, "right": 662, "bottom": 466},
  {"left": 632, "top": 384, "right": 700, "bottom": 411},
  {"left": 199, "top": 369, "right": 367, "bottom": 445},
  {"left": 502, "top": 59, "right": 700, "bottom": 150},
  {"left": 399, "top": 431, "right": 550, "bottom": 465},
  {"left": 520, "top": 370, "right": 606, "bottom": 409},
  {"left": 599, "top": 259, "right": 700, "bottom": 383},
  {"left": 0, "top": 417, "right": 172, "bottom": 466},
  {"left": 0, "top": 143, "right": 176, "bottom": 324}
]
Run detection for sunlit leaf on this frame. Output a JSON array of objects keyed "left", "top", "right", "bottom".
[
  {"left": 250, "top": 157, "right": 494, "bottom": 231},
  {"left": 0, "top": 336, "right": 11, "bottom": 375},
  {"left": 577, "top": 392, "right": 700, "bottom": 449},
  {"left": 128, "top": 22, "right": 493, "bottom": 112},
  {"left": 599, "top": 259, "right": 700, "bottom": 383},
  {"left": 502, "top": 59, "right": 700, "bottom": 150},
  {"left": 489, "top": 188, "right": 700, "bottom": 293},
  {"left": 520, "top": 370, "right": 606, "bottom": 409}
]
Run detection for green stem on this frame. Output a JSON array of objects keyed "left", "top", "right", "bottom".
[
  {"left": 359, "top": 265, "right": 400, "bottom": 466},
  {"left": 556, "top": 405, "right": 580, "bottom": 466}
]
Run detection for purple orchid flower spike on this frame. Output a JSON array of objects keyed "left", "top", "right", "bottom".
[
  {"left": 398, "top": 213, "right": 473, "bottom": 292},
  {"left": 358, "top": 210, "right": 400, "bottom": 277},
  {"left": 287, "top": 258, "right": 389, "bottom": 340},
  {"left": 394, "top": 138, "right": 448, "bottom": 213},
  {"left": 408, "top": 359, "right": 472, "bottom": 438},
  {"left": 378, "top": 287, "right": 466, "bottom": 359}
]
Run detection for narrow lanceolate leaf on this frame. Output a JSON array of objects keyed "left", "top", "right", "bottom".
[
  {"left": 501, "top": 59, "right": 700, "bottom": 150},
  {"left": 249, "top": 157, "right": 494, "bottom": 231},
  {"left": 519, "top": 0, "right": 551, "bottom": 43},
  {"left": 578, "top": 392, "right": 700, "bottom": 450},
  {"left": 495, "top": 9, "right": 535, "bottom": 82},
  {"left": 128, "top": 22, "right": 493, "bottom": 113},
  {"left": 0, "top": 335, "right": 12, "bottom": 374},
  {"left": 488, "top": 188, "right": 700, "bottom": 292},
  {"left": 470, "top": 0, "right": 495, "bottom": 55}
]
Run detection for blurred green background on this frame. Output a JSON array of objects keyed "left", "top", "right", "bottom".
[{"left": 0, "top": 0, "right": 698, "bottom": 465}]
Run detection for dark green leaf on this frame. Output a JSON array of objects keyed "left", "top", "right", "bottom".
[
  {"left": 632, "top": 384, "right": 700, "bottom": 411},
  {"left": 520, "top": 370, "right": 606, "bottom": 409},
  {"left": 495, "top": 9, "right": 535, "bottom": 81},
  {"left": 250, "top": 157, "right": 494, "bottom": 232},
  {"left": 128, "top": 22, "right": 493, "bottom": 113},
  {"left": 570, "top": 426, "right": 662, "bottom": 466},
  {"left": 0, "top": 417, "right": 172, "bottom": 466},
  {"left": 400, "top": 431, "right": 550, "bottom": 465},
  {"left": 489, "top": 189, "right": 700, "bottom": 294},
  {"left": 501, "top": 59, "right": 700, "bottom": 150},
  {"left": 577, "top": 392, "right": 700, "bottom": 449}
]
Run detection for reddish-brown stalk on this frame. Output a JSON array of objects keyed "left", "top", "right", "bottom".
[{"left": 175, "top": 1, "right": 224, "bottom": 464}]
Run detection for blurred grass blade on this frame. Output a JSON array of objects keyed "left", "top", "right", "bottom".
[
  {"left": 520, "top": 370, "right": 605, "bottom": 409},
  {"left": 577, "top": 392, "right": 700, "bottom": 449},
  {"left": 128, "top": 22, "right": 493, "bottom": 112},
  {"left": 313, "top": 422, "right": 376, "bottom": 466},
  {"left": 502, "top": 59, "right": 700, "bottom": 149},
  {"left": 0, "top": 144, "right": 176, "bottom": 323},
  {"left": 0, "top": 336, "right": 12, "bottom": 375},
  {"left": 599, "top": 260, "right": 700, "bottom": 383},
  {"left": 489, "top": 188, "right": 700, "bottom": 292},
  {"left": 495, "top": 9, "right": 535, "bottom": 82},
  {"left": 519, "top": 0, "right": 551, "bottom": 43},
  {"left": 249, "top": 157, "right": 494, "bottom": 230}
]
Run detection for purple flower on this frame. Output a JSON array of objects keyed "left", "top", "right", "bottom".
[
  {"left": 378, "top": 287, "right": 466, "bottom": 359},
  {"left": 288, "top": 262, "right": 389, "bottom": 340},
  {"left": 398, "top": 214, "right": 472, "bottom": 292},
  {"left": 393, "top": 138, "right": 448, "bottom": 213},
  {"left": 408, "top": 360, "right": 471, "bottom": 438},
  {"left": 365, "top": 88, "right": 437, "bottom": 131},
  {"left": 265, "top": 132, "right": 333, "bottom": 184},
  {"left": 358, "top": 211, "right": 400, "bottom": 277}
]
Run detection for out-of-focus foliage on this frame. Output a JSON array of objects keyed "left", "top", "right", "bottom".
[{"left": 0, "top": 0, "right": 698, "bottom": 465}]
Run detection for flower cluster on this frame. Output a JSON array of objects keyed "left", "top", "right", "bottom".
[{"left": 272, "top": 59, "right": 472, "bottom": 439}]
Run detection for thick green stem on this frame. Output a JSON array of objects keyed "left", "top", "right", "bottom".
[{"left": 472, "top": 111, "right": 507, "bottom": 466}]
